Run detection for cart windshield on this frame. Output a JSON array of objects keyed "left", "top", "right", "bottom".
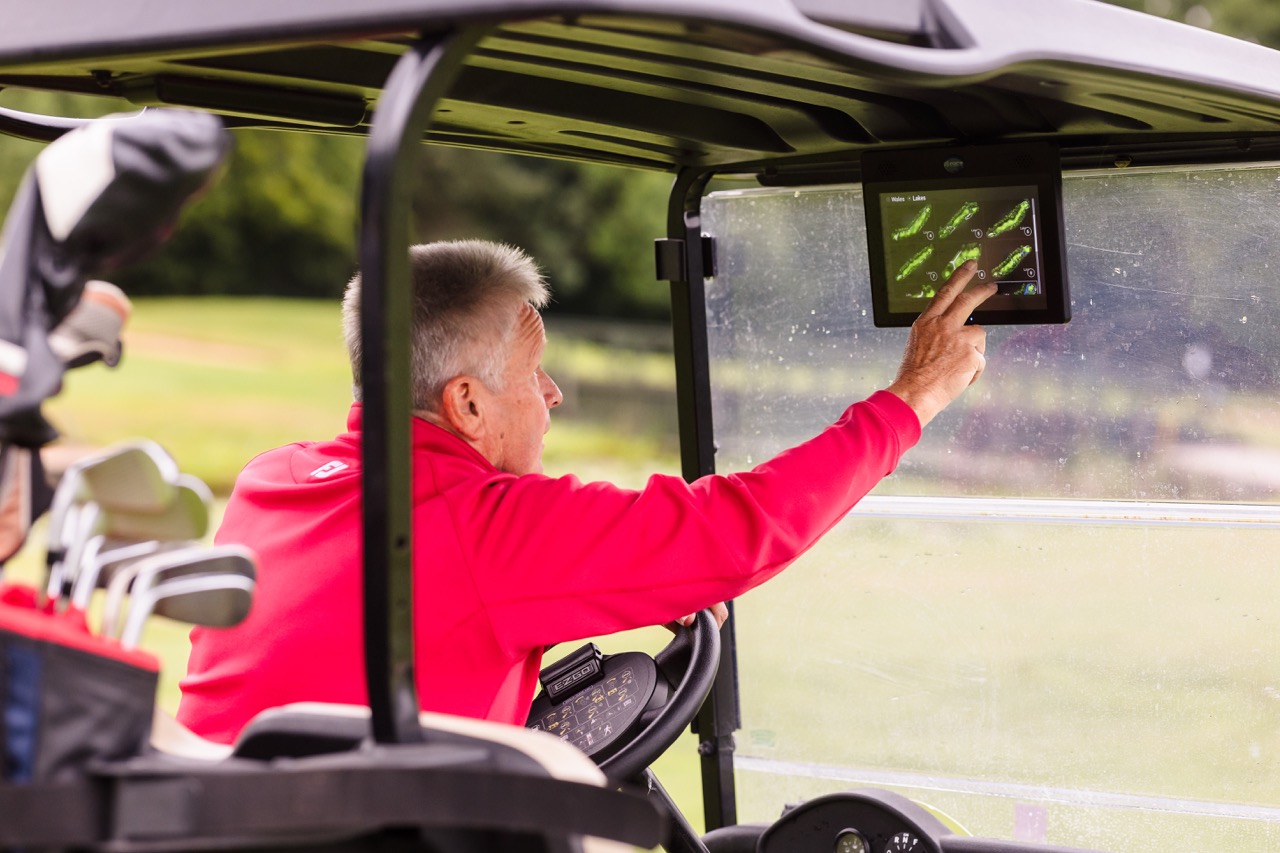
[{"left": 703, "top": 163, "right": 1280, "bottom": 852}]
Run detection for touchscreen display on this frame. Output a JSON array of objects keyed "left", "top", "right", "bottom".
[
  {"left": 880, "top": 185, "right": 1045, "bottom": 314},
  {"left": 863, "top": 142, "right": 1070, "bottom": 327}
]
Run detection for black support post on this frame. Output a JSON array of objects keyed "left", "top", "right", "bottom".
[
  {"left": 358, "top": 28, "right": 483, "bottom": 745},
  {"left": 662, "top": 168, "right": 741, "bottom": 831}
]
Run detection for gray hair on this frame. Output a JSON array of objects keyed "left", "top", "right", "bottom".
[{"left": 342, "top": 241, "right": 550, "bottom": 410}]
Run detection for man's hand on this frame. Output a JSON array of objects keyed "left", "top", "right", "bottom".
[
  {"left": 886, "top": 260, "right": 997, "bottom": 428},
  {"left": 671, "top": 602, "right": 730, "bottom": 631}
]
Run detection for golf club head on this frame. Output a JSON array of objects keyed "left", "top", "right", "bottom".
[
  {"left": 47, "top": 443, "right": 192, "bottom": 606},
  {"left": 153, "top": 574, "right": 254, "bottom": 626},
  {"left": 46, "top": 439, "right": 179, "bottom": 557},
  {"left": 120, "top": 570, "right": 255, "bottom": 648},
  {"left": 103, "top": 544, "right": 256, "bottom": 639},
  {"left": 80, "top": 440, "right": 180, "bottom": 514},
  {"left": 101, "top": 544, "right": 186, "bottom": 638},
  {"left": 103, "top": 474, "right": 211, "bottom": 542},
  {"left": 69, "top": 538, "right": 191, "bottom": 612},
  {"left": 129, "top": 543, "right": 255, "bottom": 600},
  {"left": 45, "top": 458, "right": 93, "bottom": 557},
  {"left": 62, "top": 472, "right": 212, "bottom": 608}
]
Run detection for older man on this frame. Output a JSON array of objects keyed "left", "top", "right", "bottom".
[{"left": 177, "top": 240, "right": 993, "bottom": 744}]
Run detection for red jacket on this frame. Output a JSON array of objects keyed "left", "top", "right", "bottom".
[{"left": 177, "top": 391, "right": 919, "bottom": 743}]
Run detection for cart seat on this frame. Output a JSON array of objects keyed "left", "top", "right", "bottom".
[
  {"left": 146, "top": 702, "right": 637, "bottom": 853},
  {"left": 229, "top": 703, "right": 368, "bottom": 760},
  {"left": 154, "top": 701, "right": 613, "bottom": 784}
]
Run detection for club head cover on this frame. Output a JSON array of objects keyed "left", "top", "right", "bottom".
[
  {"left": 47, "top": 280, "right": 131, "bottom": 369},
  {"left": 0, "top": 109, "right": 229, "bottom": 447}
]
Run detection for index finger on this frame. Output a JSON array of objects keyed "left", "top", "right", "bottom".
[
  {"left": 918, "top": 260, "right": 979, "bottom": 320},
  {"left": 943, "top": 276, "right": 999, "bottom": 323},
  {"left": 929, "top": 262, "right": 999, "bottom": 323}
]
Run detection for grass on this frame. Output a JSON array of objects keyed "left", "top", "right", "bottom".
[
  {"left": 729, "top": 517, "right": 1280, "bottom": 851},
  {"left": 44, "top": 298, "right": 679, "bottom": 492},
  {"left": 46, "top": 297, "right": 355, "bottom": 493}
]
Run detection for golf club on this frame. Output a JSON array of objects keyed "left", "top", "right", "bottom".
[
  {"left": 119, "top": 572, "right": 255, "bottom": 649},
  {"left": 102, "top": 544, "right": 256, "bottom": 640},
  {"left": 68, "top": 538, "right": 189, "bottom": 613},
  {"left": 44, "top": 440, "right": 180, "bottom": 603},
  {"left": 66, "top": 473, "right": 213, "bottom": 610}
]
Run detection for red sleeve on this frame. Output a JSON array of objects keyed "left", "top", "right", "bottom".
[{"left": 452, "top": 390, "right": 920, "bottom": 652}]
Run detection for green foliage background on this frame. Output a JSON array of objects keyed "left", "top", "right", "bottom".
[{"left": 0, "top": 90, "right": 674, "bottom": 318}]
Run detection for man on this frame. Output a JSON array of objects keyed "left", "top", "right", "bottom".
[{"left": 178, "top": 240, "right": 993, "bottom": 744}]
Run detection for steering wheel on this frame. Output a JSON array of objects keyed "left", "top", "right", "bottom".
[{"left": 526, "top": 609, "right": 721, "bottom": 782}]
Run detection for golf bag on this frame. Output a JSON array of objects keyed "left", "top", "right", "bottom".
[
  {"left": 0, "top": 591, "right": 159, "bottom": 783},
  {"left": 0, "top": 109, "right": 229, "bottom": 789}
]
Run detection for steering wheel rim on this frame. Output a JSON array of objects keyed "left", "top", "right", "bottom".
[{"left": 596, "top": 608, "right": 721, "bottom": 782}]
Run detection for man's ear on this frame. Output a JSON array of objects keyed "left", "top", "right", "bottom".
[{"left": 439, "top": 375, "right": 486, "bottom": 442}]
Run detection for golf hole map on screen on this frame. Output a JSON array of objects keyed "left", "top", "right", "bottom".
[{"left": 863, "top": 142, "right": 1070, "bottom": 328}]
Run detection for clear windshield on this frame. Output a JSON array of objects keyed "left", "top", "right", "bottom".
[{"left": 702, "top": 165, "right": 1280, "bottom": 851}]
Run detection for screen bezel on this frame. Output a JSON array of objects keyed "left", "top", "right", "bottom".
[{"left": 862, "top": 142, "right": 1071, "bottom": 328}]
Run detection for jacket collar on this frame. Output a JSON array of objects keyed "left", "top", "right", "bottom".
[{"left": 346, "top": 402, "right": 497, "bottom": 471}]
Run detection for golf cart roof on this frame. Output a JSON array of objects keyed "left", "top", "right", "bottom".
[{"left": 3, "top": 0, "right": 1280, "bottom": 175}]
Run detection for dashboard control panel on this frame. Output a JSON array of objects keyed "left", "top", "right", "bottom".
[{"left": 526, "top": 647, "right": 660, "bottom": 761}]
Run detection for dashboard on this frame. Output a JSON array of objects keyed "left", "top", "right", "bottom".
[{"left": 752, "top": 790, "right": 1102, "bottom": 853}]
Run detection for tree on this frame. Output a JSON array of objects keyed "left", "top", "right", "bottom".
[
  {"left": 411, "top": 147, "right": 674, "bottom": 318},
  {"left": 0, "top": 91, "right": 366, "bottom": 299},
  {"left": 118, "top": 130, "right": 364, "bottom": 298}
]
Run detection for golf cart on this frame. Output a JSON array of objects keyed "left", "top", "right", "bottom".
[{"left": 2, "top": 0, "right": 1280, "bottom": 851}]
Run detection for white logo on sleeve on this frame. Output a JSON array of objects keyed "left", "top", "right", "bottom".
[{"left": 309, "top": 461, "right": 350, "bottom": 479}]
